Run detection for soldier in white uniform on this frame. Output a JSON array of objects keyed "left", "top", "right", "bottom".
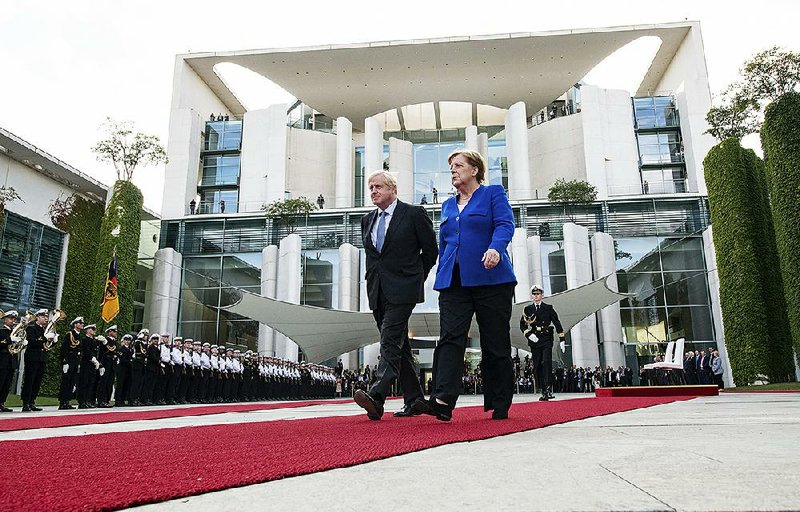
[
  {"left": 200, "top": 342, "right": 212, "bottom": 403},
  {"left": 167, "top": 336, "right": 184, "bottom": 405},
  {"left": 155, "top": 333, "right": 171, "bottom": 405},
  {"left": 190, "top": 340, "right": 202, "bottom": 403}
]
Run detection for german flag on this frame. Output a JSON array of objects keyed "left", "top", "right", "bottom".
[{"left": 101, "top": 252, "right": 119, "bottom": 323}]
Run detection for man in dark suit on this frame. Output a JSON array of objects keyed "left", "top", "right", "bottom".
[
  {"left": 520, "top": 285, "right": 564, "bottom": 401},
  {"left": 354, "top": 170, "right": 437, "bottom": 420},
  {"left": 21, "top": 309, "right": 53, "bottom": 412}
]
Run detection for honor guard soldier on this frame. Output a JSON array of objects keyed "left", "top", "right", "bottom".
[
  {"left": 520, "top": 285, "right": 565, "bottom": 402},
  {"left": 190, "top": 340, "right": 202, "bottom": 402},
  {"left": 167, "top": 336, "right": 184, "bottom": 405},
  {"left": 78, "top": 324, "right": 101, "bottom": 409},
  {"left": 21, "top": 309, "right": 53, "bottom": 412},
  {"left": 154, "top": 333, "right": 172, "bottom": 405},
  {"left": 200, "top": 343, "right": 212, "bottom": 403},
  {"left": 178, "top": 339, "right": 193, "bottom": 403},
  {"left": 209, "top": 345, "right": 220, "bottom": 402},
  {"left": 97, "top": 325, "right": 119, "bottom": 407},
  {"left": 0, "top": 310, "right": 19, "bottom": 412},
  {"left": 142, "top": 333, "right": 161, "bottom": 405},
  {"left": 129, "top": 332, "right": 148, "bottom": 406},
  {"left": 58, "top": 317, "right": 84, "bottom": 409},
  {"left": 115, "top": 334, "right": 133, "bottom": 406}
]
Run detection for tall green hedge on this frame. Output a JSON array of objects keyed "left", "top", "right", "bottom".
[
  {"left": 762, "top": 91, "right": 800, "bottom": 367},
  {"left": 90, "top": 180, "right": 143, "bottom": 335},
  {"left": 40, "top": 196, "right": 104, "bottom": 398},
  {"left": 704, "top": 138, "right": 792, "bottom": 384}
]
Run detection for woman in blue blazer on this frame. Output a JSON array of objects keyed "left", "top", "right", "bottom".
[{"left": 414, "top": 149, "right": 517, "bottom": 421}]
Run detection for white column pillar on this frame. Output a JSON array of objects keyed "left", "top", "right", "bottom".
[
  {"left": 527, "top": 235, "right": 543, "bottom": 292},
  {"left": 511, "top": 228, "right": 530, "bottom": 303},
  {"left": 335, "top": 117, "right": 353, "bottom": 208},
  {"left": 338, "top": 243, "right": 360, "bottom": 367},
  {"left": 162, "top": 109, "right": 204, "bottom": 219},
  {"left": 388, "top": 137, "right": 414, "bottom": 203},
  {"left": 465, "top": 125, "right": 478, "bottom": 151},
  {"left": 276, "top": 234, "right": 302, "bottom": 361},
  {"left": 478, "top": 133, "right": 489, "bottom": 162},
  {"left": 259, "top": 245, "right": 278, "bottom": 355},
  {"left": 54, "top": 233, "right": 70, "bottom": 308},
  {"left": 364, "top": 116, "right": 384, "bottom": 204},
  {"left": 563, "top": 223, "right": 600, "bottom": 368},
  {"left": 150, "top": 248, "right": 182, "bottom": 336},
  {"left": 505, "top": 101, "right": 531, "bottom": 201},
  {"left": 592, "top": 232, "right": 625, "bottom": 368},
  {"left": 703, "top": 227, "right": 735, "bottom": 387},
  {"left": 263, "top": 104, "right": 290, "bottom": 204}
]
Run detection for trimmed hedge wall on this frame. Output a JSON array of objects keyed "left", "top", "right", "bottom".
[
  {"left": 90, "top": 180, "right": 143, "bottom": 335},
  {"left": 704, "top": 139, "right": 792, "bottom": 384},
  {"left": 40, "top": 196, "right": 104, "bottom": 397},
  {"left": 762, "top": 91, "right": 800, "bottom": 367}
]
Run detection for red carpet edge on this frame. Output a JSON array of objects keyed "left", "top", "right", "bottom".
[{"left": 0, "top": 396, "right": 690, "bottom": 511}]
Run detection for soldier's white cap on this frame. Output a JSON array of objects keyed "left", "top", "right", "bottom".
[
  {"left": 234, "top": 350, "right": 241, "bottom": 355},
  {"left": 210, "top": 344, "right": 218, "bottom": 349},
  {"left": 70, "top": 316, "right": 85, "bottom": 326},
  {"left": 530, "top": 284, "right": 544, "bottom": 294},
  {"left": 3, "top": 310, "right": 18, "bottom": 318},
  {"left": 202, "top": 342, "right": 211, "bottom": 347},
  {"left": 35, "top": 308, "right": 49, "bottom": 317},
  {"left": 184, "top": 338, "right": 194, "bottom": 343},
  {"left": 121, "top": 334, "right": 133, "bottom": 341},
  {"left": 173, "top": 336, "right": 183, "bottom": 342},
  {"left": 160, "top": 333, "right": 170, "bottom": 338},
  {"left": 105, "top": 325, "right": 118, "bottom": 332},
  {"left": 149, "top": 333, "right": 160, "bottom": 340},
  {"left": 192, "top": 340, "right": 201, "bottom": 345},
  {"left": 85, "top": 324, "right": 97, "bottom": 330},
  {"left": 138, "top": 329, "right": 150, "bottom": 336},
  {"left": 218, "top": 345, "right": 226, "bottom": 351}
]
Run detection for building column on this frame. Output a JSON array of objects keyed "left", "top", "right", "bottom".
[
  {"left": 505, "top": 101, "right": 531, "bottom": 200},
  {"left": 478, "top": 132, "right": 489, "bottom": 162},
  {"left": 465, "top": 125, "right": 478, "bottom": 151},
  {"left": 338, "top": 243, "right": 360, "bottom": 370},
  {"left": 276, "top": 234, "right": 302, "bottom": 361},
  {"left": 364, "top": 116, "right": 384, "bottom": 204},
  {"left": 511, "top": 228, "right": 530, "bottom": 303},
  {"left": 591, "top": 232, "right": 625, "bottom": 368},
  {"left": 259, "top": 245, "right": 278, "bottom": 355},
  {"left": 335, "top": 117, "right": 353, "bottom": 208},
  {"left": 563, "top": 223, "right": 600, "bottom": 368},
  {"left": 150, "top": 248, "right": 182, "bottom": 337},
  {"left": 527, "top": 235, "right": 543, "bottom": 291},
  {"left": 388, "top": 137, "right": 414, "bottom": 203},
  {"left": 703, "top": 226, "right": 735, "bottom": 387}
]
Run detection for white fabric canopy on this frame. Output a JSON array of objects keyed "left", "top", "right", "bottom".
[{"left": 221, "top": 275, "right": 627, "bottom": 363}]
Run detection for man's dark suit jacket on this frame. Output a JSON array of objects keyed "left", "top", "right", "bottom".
[
  {"left": 361, "top": 200, "right": 437, "bottom": 309},
  {"left": 519, "top": 302, "right": 564, "bottom": 346}
]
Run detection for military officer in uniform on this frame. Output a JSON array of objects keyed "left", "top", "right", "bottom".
[
  {"left": 115, "top": 334, "right": 133, "bottom": 406},
  {"left": 58, "top": 316, "right": 84, "bottom": 409},
  {"left": 520, "top": 285, "right": 565, "bottom": 401},
  {"left": 21, "top": 309, "right": 53, "bottom": 412},
  {"left": 200, "top": 342, "right": 211, "bottom": 403},
  {"left": 154, "top": 333, "right": 171, "bottom": 405},
  {"left": 167, "top": 336, "right": 184, "bottom": 405},
  {"left": 142, "top": 333, "right": 161, "bottom": 405},
  {"left": 78, "top": 324, "right": 101, "bottom": 409},
  {"left": 0, "top": 310, "right": 19, "bottom": 412},
  {"left": 97, "top": 325, "right": 119, "bottom": 407},
  {"left": 129, "top": 332, "right": 147, "bottom": 406}
]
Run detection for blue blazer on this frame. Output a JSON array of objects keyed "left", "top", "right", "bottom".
[{"left": 434, "top": 184, "right": 517, "bottom": 290}]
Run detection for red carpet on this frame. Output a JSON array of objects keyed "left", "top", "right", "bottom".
[
  {"left": 595, "top": 385, "right": 719, "bottom": 397},
  {"left": 0, "top": 398, "right": 362, "bottom": 432},
  {"left": 0, "top": 396, "right": 687, "bottom": 511}
]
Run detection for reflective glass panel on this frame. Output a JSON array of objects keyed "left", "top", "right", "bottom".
[
  {"left": 663, "top": 271, "right": 710, "bottom": 306},
  {"left": 183, "top": 257, "right": 221, "bottom": 288},
  {"left": 659, "top": 237, "right": 704, "bottom": 270},
  {"left": 667, "top": 306, "right": 714, "bottom": 342},
  {"left": 617, "top": 272, "right": 664, "bottom": 308}
]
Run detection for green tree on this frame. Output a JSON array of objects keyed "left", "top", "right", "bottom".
[
  {"left": 0, "top": 185, "right": 22, "bottom": 218},
  {"left": 262, "top": 197, "right": 317, "bottom": 233},
  {"left": 741, "top": 46, "right": 800, "bottom": 104},
  {"left": 92, "top": 118, "right": 167, "bottom": 181},
  {"left": 705, "top": 84, "right": 761, "bottom": 141},
  {"left": 762, "top": 91, "right": 800, "bottom": 369},
  {"left": 547, "top": 178, "right": 597, "bottom": 222}
]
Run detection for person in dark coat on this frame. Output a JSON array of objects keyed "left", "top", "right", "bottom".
[
  {"left": 21, "top": 309, "right": 52, "bottom": 412},
  {"left": 0, "top": 310, "right": 20, "bottom": 412},
  {"left": 520, "top": 285, "right": 565, "bottom": 401},
  {"left": 115, "top": 334, "right": 133, "bottom": 406},
  {"left": 77, "top": 324, "right": 100, "bottom": 409},
  {"left": 58, "top": 317, "right": 84, "bottom": 409}
]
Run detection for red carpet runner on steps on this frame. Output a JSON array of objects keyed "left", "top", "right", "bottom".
[
  {"left": 0, "top": 398, "right": 360, "bottom": 432},
  {"left": 0, "top": 396, "right": 687, "bottom": 511}
]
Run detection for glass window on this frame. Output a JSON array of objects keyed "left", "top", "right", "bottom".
[
  {"left": 178, "top": 321, "right": 217, "bottom": 342},
  {"left": 663, "top": 271, "right": 710, "bottom": 306},
  {"left": 617, "top": 272, "right": 664, "bottom": 308},
  {"left": 301, "top": 250, "right": 339, "bottom": 309},
  {"left": 613, "top": 237, "right": 660, "bottom": 271},
  {"left": 222, "top": 254, "right": 261, "bottom": 287},
  {"left": 621, "top": 306, "right": 668, "bottom": 344},
  {"left": 659, "top": 237, "right": 704, "bottom": 270},
  {"left": 218, "top": 319, "right": 258, "bottom": 350},
  {"left": 179, "top": 287, "right": 219, "bottom": 322},
  {"left": 201, "top": 155, "right": 240, "bottom": 186},
  {"left": 198, "top": 189, "right": 238, "bottom": 215},
  {"left": 205, "top": 121, "right": 242, "bottom": 151},
  {"left": 667, "top": 306, "right": 714, "bottom": 342},
  {"left": 540, "top": 241, "right": 567, "bottom": 295},
  {"left": 183, "top": 257, "right": 221, "bottom": 288}
]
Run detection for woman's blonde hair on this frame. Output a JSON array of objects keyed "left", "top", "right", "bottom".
[{"left": 448, "top": 149, "right": 487, "bottom": 183}]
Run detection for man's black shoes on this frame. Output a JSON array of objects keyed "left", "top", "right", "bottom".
[
  {"left": 491, "top": 409, "right": 509, "bottom": 420},
  {"left": 354, "top": 389, "right": 384, "bottom": 420},
  {"left": 411, "top": 396, "right": 452, "bottom": 422},
  {"left": 393, "top": 403, "right": 423, "bottom": 417}
]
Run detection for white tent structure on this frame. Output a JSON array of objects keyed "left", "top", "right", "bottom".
[{"left": 221, "top": 274, "right": 627, "bottom": 363}]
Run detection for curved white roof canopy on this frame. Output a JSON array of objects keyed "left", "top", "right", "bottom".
[
  {"left": 182, "top": 22, "right": 694, "bottom": 129},
  {"left": 221, "top": 274, "right": 628, "bottom": 363}
]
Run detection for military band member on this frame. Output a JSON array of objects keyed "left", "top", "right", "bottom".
[
  {"left": 21, "top": 309, "right": 53, "bottom": 412},
  {"left": 0, "top": 310, "right": 19, "bottom": 412},
  {"left": 190, "top": 340, "right": 202, "bottom": 402},
  {"left": 58, "top": 317, "right": 84, "bottom": 409},
  {"left": 129, "top": 332, "right": 148, "bottom": 406},
  {"left": 78, "top": 324, "right": 101, "bottom": 409},
  {"left": 209, "top": 345, "right": 220, "bottom": 402},
  {"left": 177, "top": 339, "right": 192, "bottom": 403},
  {"left": 200, "top": 342, "right": 211, "bottom": 403},
  {"left": 115, "top": 334, "right": 133, "bottom": 406},
  {"left": 166, "top": 336, "right": 183, "bottom": 405},
  {"left": 97, "top": 325, "right": 119, "bottom": 408},
  {"left": 142, "top": 333, "right": 161, "bottom": 405},
  {"left": 154, "top": 333, "right": 172, "bottom": 405}
]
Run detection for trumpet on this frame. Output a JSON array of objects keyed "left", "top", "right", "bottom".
[
  {"left": 43, "top": 309, "right": 66, "bottom": 351},
  {"left": 8, "top": 311, "right": 35, "bottom": 355}
]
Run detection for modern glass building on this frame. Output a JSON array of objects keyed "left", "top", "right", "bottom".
[{"left": 148, "top": 21, "right": 726, "bottom": 382}]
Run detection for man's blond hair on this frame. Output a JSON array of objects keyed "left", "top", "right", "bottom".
[{"left": 366, "top": 170, "right": 398, "bottom": 191}]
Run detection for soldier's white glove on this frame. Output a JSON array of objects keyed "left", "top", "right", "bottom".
[
  {"left": 527, "top": 333, "right": 538, "bottom": 343},
  {"left": 91, "top": 357, "right": 100, "bottom": 370},
  {"left": 559, "top": 340, "right": 566, "bottom": 352},
  {"left": 98, "top": 336, "right": 108, "bottom": 345},
  {"left": 45, "top": 331, "right": 57, "bottom": 341},
  {"left": 62, "top": 363, "right": 69, "bottom": 374},
  {"left": 22, "top": 339, "right": 28, "bottom": 347},
  {"left": 99, "top": 367, "right": 105, "bottom": 377}
]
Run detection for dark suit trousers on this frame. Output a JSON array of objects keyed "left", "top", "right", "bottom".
[
  {"left": 433, "top": 280, "right": 515, "bottom": 411},
  {"left": 530, "top": 339, "right": 554, "bottom": 393},
  {"left": 369, "top": 292, "right": 422, "bottom": 405},
  {"left": 0, "top": 366, "right": 13, "bottom": 405},
  {"left": 21, "top": 360, "right": 45, "bottom": 405},
  {"left": 59, "top": 360, "right": 78, "bottom": 403}
]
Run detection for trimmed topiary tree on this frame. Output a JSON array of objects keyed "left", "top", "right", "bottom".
[
  {"left": 704, "top": 138, "right": 792, "bottom": 384},
  {"left": 762, "top": 91, "right": 800, "bottom": 368},
  {"left": 90, "top": 180, "right": 143, "bottom": 334}
]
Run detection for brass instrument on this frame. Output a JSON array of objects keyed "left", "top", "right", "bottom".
[
  {"left": 43, "top": 309, "right": 66, "bottom": 351},
  {"left": 8, "top": 311, "right": 35, "bottom": 355}
]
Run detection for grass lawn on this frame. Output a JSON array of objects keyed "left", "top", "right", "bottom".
[
  {"left": 725, "top": 382, "right": 800, "bottom": 392},
  {"left": 3, "top": 394, "right": 60, "bottom": 407}
]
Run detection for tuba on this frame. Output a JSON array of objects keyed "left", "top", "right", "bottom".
[
  {"left": 8, "top": 311, "right": 35, "bottom": 355},
  {"left": 43, "top": 309, "right": 66, "bottom": 351}
]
